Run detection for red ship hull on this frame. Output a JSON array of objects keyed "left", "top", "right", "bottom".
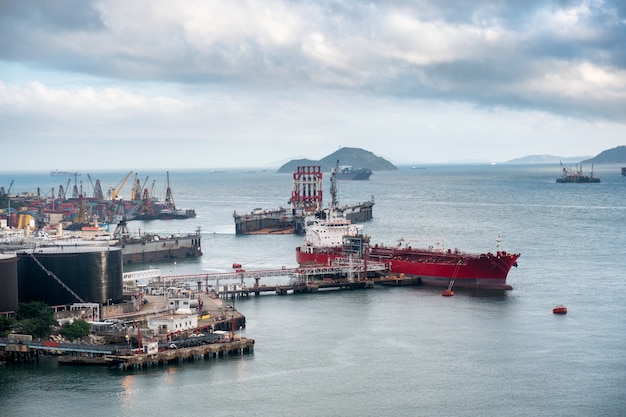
[{"left": 296, "top": 245, "right": 520, "bottom": 290}]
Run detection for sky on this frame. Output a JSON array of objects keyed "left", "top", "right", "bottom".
[{"left": 1, "top": 0, "right": 626, "bottom": 171}]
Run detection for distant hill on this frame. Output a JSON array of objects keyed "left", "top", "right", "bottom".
[
  {"left": 507, "top": 154, "right": 591, "bottom": 163},
  {"left": 277, "top": 147, "right": 397, "bottom": 173},
  {"left": 581, "top": 146, "right": 626, "bottom": 164}
]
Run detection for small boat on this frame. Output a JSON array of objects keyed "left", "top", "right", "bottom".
[
  {"left": 441, "top": 289, "right": 455, "bottom": 297},
  {"left": 232, "top": 263, "right": 242, "bottom": 269},
  {"left": 553, "top": 305, "right": 567, "bottom": 314}
]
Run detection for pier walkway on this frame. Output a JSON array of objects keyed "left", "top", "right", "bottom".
[
  {"left": 158, "top": 259, "right": 390, "bottom": 294},
  {"left": 149, "top": 260, "right": 421, "bottom": 298}
]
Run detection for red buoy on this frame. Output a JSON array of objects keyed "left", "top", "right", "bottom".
[{"left": 442, "top": 289, "right": 455, "bottom": 297}]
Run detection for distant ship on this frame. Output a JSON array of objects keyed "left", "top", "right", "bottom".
[
  {"left": 556, "top": 162, "right": 600, "bottom": 183},
  {"left": 336, "top": 165, "right": 372, "bottom": 180},
  {"left": 51, "top": 170, "right": 79, "bottom": 177}
]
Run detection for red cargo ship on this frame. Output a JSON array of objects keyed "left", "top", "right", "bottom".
[{"left": 296, "top": 213, "right": 520, "bottom": 290}]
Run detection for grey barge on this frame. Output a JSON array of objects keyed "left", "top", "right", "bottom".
[{"left": 233, "top": 165, "right": 374, "bottom": 235}]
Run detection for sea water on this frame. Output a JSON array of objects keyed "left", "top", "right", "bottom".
[{"left": 1, "top": 164, "right": 625, "bottom": 417}]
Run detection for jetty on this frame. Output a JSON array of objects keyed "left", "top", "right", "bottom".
[
  {"left": 104, "top": 338, "right": 254, "bottom": 370},
  {"left": 0, "top": 335, "right": 254, "bottom": 369},
  {"left": 153, "top": 262, "right": 420, "bottom": 299}
]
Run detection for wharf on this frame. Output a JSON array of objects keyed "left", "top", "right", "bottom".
[
  {"left": 56, "top": 338, "right": 255, "bottom": 369},
  {"left": 107, "top": 338, "right": 254, "bottom": 370}
]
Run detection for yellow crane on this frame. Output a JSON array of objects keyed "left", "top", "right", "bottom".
[{"left": 109, "top": 171, "right": 133, "bottom": 200}]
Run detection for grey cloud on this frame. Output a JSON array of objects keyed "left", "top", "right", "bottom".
[
  {"left": 0, "top": 0, "right": 104, "bottom": 30},
  {"left": 1, "top": 0, "right": 625, "bottom": 122}
]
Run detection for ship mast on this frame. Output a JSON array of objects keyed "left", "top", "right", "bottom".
[
  {"left": 330, "top": 160, "right": 339, "bottom": 211},
  {"left": 164, "top": 171, "right": 175, "bottom": 210}
]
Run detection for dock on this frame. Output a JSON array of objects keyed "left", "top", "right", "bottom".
[
  {"left": 56, "top": 337, "right": 255, "bottom": 369},
  {"left": 105, "top": 338, "right": 254, "bottom": 370},
  {"left": 1, "top": 335, "right": 254, "bottom": 369}
]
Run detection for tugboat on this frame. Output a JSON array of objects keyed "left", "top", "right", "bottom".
[
  {"left": 556, "top": 162, "right": 600, "bottom": 183},
  {"left": 553, "top": 305, "right": 568, "bottom": 314}
]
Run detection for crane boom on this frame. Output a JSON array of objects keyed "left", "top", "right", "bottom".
[{"left": 109, "top": 171, "right": 133, "bottom": 200}]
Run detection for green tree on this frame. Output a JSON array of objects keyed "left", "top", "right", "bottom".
[
  {"left": 0, "top": 315, "right": 15, "bottom": 337},
  {"left": 15, "top": 301, "right": 58, "bottom": 338},
  {"left": 59, "top": 320, "right": 91, "bottom": 341}
]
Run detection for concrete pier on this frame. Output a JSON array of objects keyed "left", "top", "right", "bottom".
[{"left": 105, "top": 338, "right": 255, "bottom": 370}]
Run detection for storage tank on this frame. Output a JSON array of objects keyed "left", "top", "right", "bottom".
[
  {"left": 0, "top": 254, "right": 18, "bottom": 312},
  {"left": 17, "top": 246, "right": 123, "bottom": 306}
]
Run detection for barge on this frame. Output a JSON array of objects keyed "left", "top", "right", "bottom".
[{"left": 234, "top": 165, "right": 374, "bottom": 235}]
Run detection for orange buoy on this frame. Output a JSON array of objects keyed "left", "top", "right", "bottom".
[
  {"left": 442, "top": 289, "right": 455, "bottom": 297},
  {"left": 553, "top": 305, "right": 567, "bottom": 314}
]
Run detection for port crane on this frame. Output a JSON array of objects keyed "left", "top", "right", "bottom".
[
  {"left": 71, "top": 173, "right": 80, "bottom": 198},
  {"left": 87, "top": 174, "right": 104, "bottom": 200},
  {"left": 58, "top": 178, "right": 71, "bottom": 200},
  {"left": 109, "top": 171, "right": 133, "bottom": 200},
  {"left": 1, "top": 180, "right": 14, "bottom": 227},
  {"left": 131, "top": 174, "right": 150, "bottom": 201},
  {"left": 0, "top": 180, "right": 13, "bottom": 197}
]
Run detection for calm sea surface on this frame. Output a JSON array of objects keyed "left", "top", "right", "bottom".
[{"left": 1, "top": 164, "right": 625, "bottom": 416}]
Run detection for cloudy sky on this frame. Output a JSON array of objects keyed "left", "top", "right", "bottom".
[{"left": 1, "top": 0, "right": 625, "bottom": 171}]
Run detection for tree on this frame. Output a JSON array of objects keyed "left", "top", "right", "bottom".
[
  {"left": 59, "top": 320, "right": 91, "bottom": 341},
  {"left": 0, "top": 315, "right": 15, "bottom": 337},
  {"left": 15, "top": 301, "right": 58, "bottom": 338}
]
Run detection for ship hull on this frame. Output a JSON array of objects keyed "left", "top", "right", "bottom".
[
  {"left": 337, "top": 171, "right": 372, "bottom": 180},
  {"left": 336, "top": 168, "right": 372, "bottom": 180},
  {"left": 234, "top": 202, "right": 374, "bottom": 235},
  {"left": 556, "top": 178, "right": 600, "bottom": 183},
  {"left": 296, "top": 246, "right": 519, "bottom": 290},
  {"left": 117, "top": 235, "right": 202, "bottom": 265}
]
